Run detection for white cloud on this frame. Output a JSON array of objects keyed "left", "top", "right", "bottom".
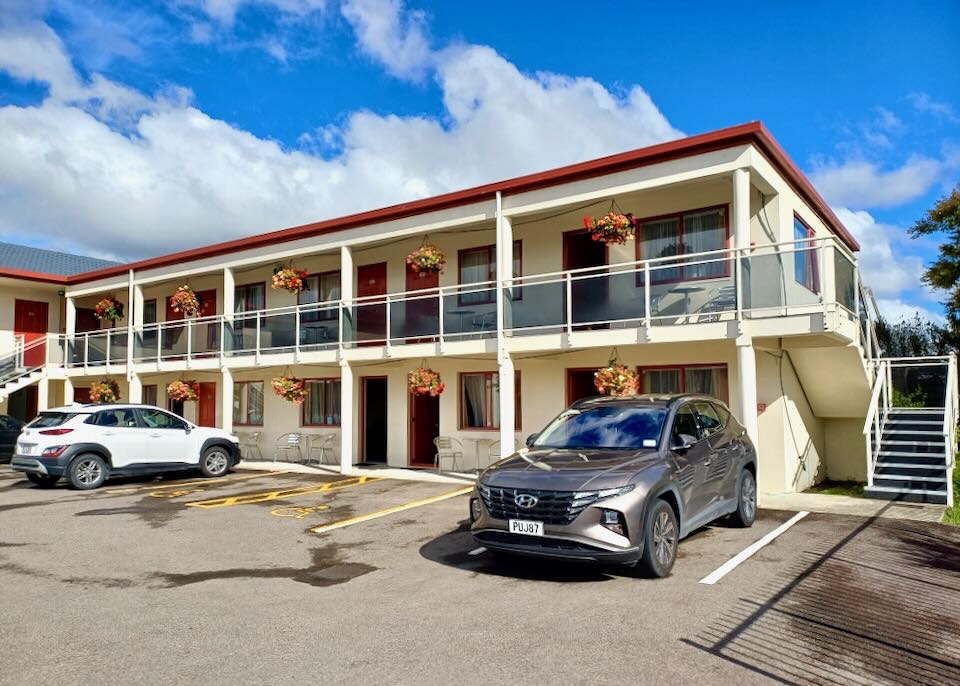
[
  {"left": 0, "top": 15, "right": 681, "bottom": 261},
  {"left": 340, "top": 0, "right": 431, "bottom": 80},
  {"left": 809, "top": 156, "right": 946, "bottom": 208},
  {"left": 177, "top": 0, "right": 327, "bottom": 27},
  {"left": 907, "top": 92, "right": 960, "bottom": 124},
  {"left": 875, "top": 298, "right": 945, "bottom": 325}
]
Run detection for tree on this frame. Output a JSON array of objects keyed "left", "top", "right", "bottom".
[
  {"left": 911, "top": 183, "right": 960, "bottom": 340},
  {"left": 875, "top": 314, "right": 956, "bottom": 357}
]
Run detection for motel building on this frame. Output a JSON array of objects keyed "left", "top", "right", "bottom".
[{"left": 0, "top": 122, "right": 955, "bottom": 504}]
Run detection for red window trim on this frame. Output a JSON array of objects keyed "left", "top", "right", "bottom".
[
  {"left": 233, "top": 380, "right": 265, "bottom": 427},
  {"left": 634, "top": 203, "right": 731, "bottom": 286},
  {"left": 142, "top": 298, "right": 158, "bottom": 325},
  {"left": 298, "top": 269, "right": 340, "bottom": 320},
  {"left": 638, "top": 363, "right": 729, "bottom": 402},
  {"left": 793, "top": 214, "right": 820, "bottom": 293},
  {"left": 457, "top": 370, "right": 521, "bottom": 431},
  {"left": 301, "top": 377, "right": 342, "bottom": 427},
  {"left": 456, "top": 241, "right": 522, "bottom": 306}
]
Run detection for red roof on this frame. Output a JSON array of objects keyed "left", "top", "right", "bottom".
[{"left": 7, "top": 121, "right": 857, "bottom": 286}]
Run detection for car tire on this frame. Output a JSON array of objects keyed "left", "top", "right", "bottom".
[
  {"left": 729, "top": 468, "right": 757, "bottom": 528},
  {"left": 26, "top": 473, "right": 59, "bottom": 488},
  {"left": 639, "top": 499, "right": 679, "bottom": 578},
  {"left": 200, "top": 446, "right": 231, "bottom": 478},
  {"left": 67, "top": 454, "right": 108, "bottom": 490}
]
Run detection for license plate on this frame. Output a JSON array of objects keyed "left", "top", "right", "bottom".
[
  {"left": 509, "top": 519, "right": 543, "bottom": 536},
  {"left": 19, "top": 444, "right": 35, "bottom": 455}
]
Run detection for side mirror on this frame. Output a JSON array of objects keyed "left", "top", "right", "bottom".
[
  {"left": 184, "top": 425, "right": 192, "bottom": 435},
  {"left": 525, "top": 432, "right": 539, "bottom": 448},
  {"left": 672, "top": 434, "right": 697, "bottom": 452}
]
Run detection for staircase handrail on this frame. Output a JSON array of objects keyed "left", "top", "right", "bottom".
[
  {"left": 944, "top": 354, "right": 957, "bottom": 469},
  {"left": 862, "top": 358, "right": 890, "bottom": 488}
]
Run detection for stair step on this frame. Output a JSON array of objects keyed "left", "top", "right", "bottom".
[
  {"left": 876, "top": 461, "right": 949, "bottom": 469},
  {"left": 889, "top": 407, "right": 945, "bottom": 412},
  {"left": 886, "top": 420, "right": 943, "bottom": 425},
  {"left": 864, "top": 485, "right": 948, "bottom": 504},
  {"left": 878, "top": 450, "right": 948, "bottom": 458},
  {"left": 881, "top": 439, "right": 945, "bottom": 445},
  {"left": 874, "top": 474, "right": 947, "bottom": 483},
  {"left": 882, "top": 429, "right": 945, "bottom": 435}
]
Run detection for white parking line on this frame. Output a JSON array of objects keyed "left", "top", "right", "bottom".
[
  {"left": 468, "top": 547, "right": 486, "bottom": 556},
  {"left": 699, "top": 511, "right": 809, "bottom": 585}
]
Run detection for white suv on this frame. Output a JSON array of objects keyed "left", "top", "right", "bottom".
[{"left": 10, "top": 404, "right": 242, "bottom": 490}]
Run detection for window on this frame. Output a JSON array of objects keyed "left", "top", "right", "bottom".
[
  {"left": 534, "top": 405, "right": 667, "bottom": 450},
  {"left": 143, "top": 385, "right": 158, "bottom": 407},
  {"left": 692, "top": 401, "right": 724, "bottom": 437},
  {"left": 27, "top": 412, "right": 76, "bottom": 428},
  {"left": 235, "top": 283, "right": 265, "bottom": 313},
  {"left": 671, "top": 405, "right": 703, "bottom": 445},
  {"left": 459, "top": 372, "right": 521, "bottom": 429},
  {"left": 138, "top": 408, "right": 187, "bottom": 430},
  {"left": 143, "top": 299, "right": 157, "bottom": 325},
  {"left": 637, "top": 207, "right": 728, "bottom": 283},
  {"left": 233, "top": 381, "right": 264, "bottom": 426},
  {"left": 299, "top": 271, "right": 340, "bottom": 321},
  {"left": 640, "top": 364, "right": 729, "bottom": 404},
  {"left": 88, "top": 408, "right": 138, "bottom": 427},
  {"left": 458, "top": 242, "right": 521, "bottom": 305},
  {"left": 303, "top": 378, "right": 341, "bottom": 426},
  {"left": 794, "top": 215, "right": 819, "bottom": 292}
]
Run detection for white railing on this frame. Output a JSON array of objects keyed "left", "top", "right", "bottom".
[
  {"left": 945, "top": 354, "right": 958, "bottom": 507},
  {"left": 862, "top": 359, "right": 891, "bottom": 488}
]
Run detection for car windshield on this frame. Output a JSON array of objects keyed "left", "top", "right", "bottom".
[
  {"left": 26, "top": 412, "right": 78, "bottom": 429},
  {"left": 533, "top": 405, "right": 667, "bottom": 450}
]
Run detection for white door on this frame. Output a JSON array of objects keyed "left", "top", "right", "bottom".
[
  {"left": 137, "top": 408, "right": 198, "bottom": 464},
  {"left": 89, "top": 408, "right": 148, "bottom": 468}
]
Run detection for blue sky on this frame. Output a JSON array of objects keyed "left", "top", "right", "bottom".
[{"left": 0, "top": 0, "right": 958, "bottom": 322}]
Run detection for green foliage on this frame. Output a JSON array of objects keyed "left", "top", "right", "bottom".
[
  {"left": 875, "top": 314, "right": 956, "bottom": 357},
  {"left": 944, "top": 461, "right": 960, "bottom": 526},
  {"left": 910, "top": 184, "right": 960, "bottom": 341},
  {"left": 809, "top": 481, "right": 865, "bottom": 498},
  {"left": 891, "top": 386, "right": 927, "bottom": 408}
]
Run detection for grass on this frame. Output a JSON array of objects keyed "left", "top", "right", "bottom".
[
  {"left": 944, "top": 461, "right": 960, "bottom": 526},
  {"left": 807, "top": 481, "right": 865, "bottom": 498}
]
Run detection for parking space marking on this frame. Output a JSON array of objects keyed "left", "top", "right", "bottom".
[
  {"left": 271, "top": 504, "right": 331, "bottom": 519},
  {"left": 698, "top": 511, "right": 809, "bottom": 585},
  {"left": 104, "top": 470, "right": 289, "bottom": 495},
  {"left": 185, "top": 475, "right": 379, "bottom": 509},
  {"left": 308, "top": 486, "right": 473, "bottom": 534}
]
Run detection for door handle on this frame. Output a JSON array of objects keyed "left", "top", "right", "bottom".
[
  {"left": 704, "top": 459, "right": 712, "bottom": 466},
  {"left": 150, "top": 433, "right": 162, "bottom": 438}
]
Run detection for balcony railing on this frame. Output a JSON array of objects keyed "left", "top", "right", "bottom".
[{"left": 60, "top": 236, "right": 862, "bottom": 368}]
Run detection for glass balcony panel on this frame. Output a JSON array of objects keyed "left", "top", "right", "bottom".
[
  {"left": 298, "top": 303, "right": 339, "bottom": 349},
  {"left": 134, "top": 328, "right": 158, "bottom": 362},
  {"left": 742, "top": 246, "right": 821, "bottom": 318},
  {"left": 109, "top": 331, "right": 128, "bottom": 362},
  {"left": 184, "top": 319, "right": 220, "bottom": 356},
  {"left": 346, "top": 300, "right": 387, "bottom": 345},
  {"left": 834, "top": 250, "right": 856, "bottom": 313},
  {"left": 570, "top": 269, "right": 645, "bottom": 327},
  {"left": 443, "top": 286, "right": 496, "bottom": 339},
  {"left": 390, "top": 292, "right": 439, "bottom": 342},
  {"left": 260, "top": 310, "right": 297, "bottom": 352},
  {"left": 159, "top": 321, "right": 189, "bottom": 359},
  {"left": 84, "top": 332, "right": 108, "bottom": 365},
  {"left": 226, "top": 313, "right": 258, "bottom": 355},
  {"left": 503, "top": 279, "right": 564, "bottom": 334},
  {"left": 649, "top": 254, "right": 735, "bottom": 325}
]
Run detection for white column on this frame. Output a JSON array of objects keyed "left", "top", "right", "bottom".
[
  {"left": 37, "top": 377, "right": 49, "bottom": 412},
  {"left": 65, "top": 296, "right": 76, "bottom": 338},
  {"left": 736, "top": 337, "right": 759, "bottom": 449},
  {"left": 498, "top": 354, "right": 516, "bottom": 457},
  {"left": 340, "top": 246, "right": 354, "bottom": 301},
  {"left": 339, "top": 360, "right": 354, "bottom": 474},
  {"left": 128, "top": 374, "right": 143, "bottom": 404},
  {"left": 495, "top": 191, "right": 516, "bottom": 456},
  {"left": 221, "top": 367, "right": 234, "bottom": 433},
  {"left": 222, "top": 267, "right": 235, "bottom": 318},
  {"left": 133, "top": 284, "right": 145, "bottom": 327},
  {"left": 732, "top": 168, "right": 751, "bottom": 250},
  {"left": 63, "top": 377, "right": 74, "bottom": 405},
  {"left": 127, "top": 270, "right": 136, "bottom": 369}
]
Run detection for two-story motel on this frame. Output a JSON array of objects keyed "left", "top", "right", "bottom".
[{"left": 0, "top": 122, "right": 889, "bottom": 497}]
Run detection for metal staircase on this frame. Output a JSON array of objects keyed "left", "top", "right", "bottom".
[
  {"left": 0, "top": 336, "right": 48, "bottom": 404},
  {"left": 863, "top": 356, "right": 957, "bottom": 506}
]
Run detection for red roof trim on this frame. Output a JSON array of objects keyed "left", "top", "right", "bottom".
[
  {"left": 57, "top": 122, "right": 855, "bottom": 286},
  {"left": 0, "top": 267, "right": 68, "bottom": 285}
]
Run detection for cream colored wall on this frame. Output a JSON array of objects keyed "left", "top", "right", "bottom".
[
  {"left": 824, "top": 418, "right": 868, "bottom": 481},
  {"left": 0, "top": 285, "right": 62, "bottom": 351}
]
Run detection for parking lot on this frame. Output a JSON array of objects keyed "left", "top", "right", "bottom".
[{"left": 0, "top": 467, "right": 958, "bottom": 685}]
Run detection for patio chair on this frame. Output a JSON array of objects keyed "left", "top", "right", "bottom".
[
  {"left": 274, "top": 432, "right": 305, "bottom": 463},
  {"left": 697, "top": 285, "right": 737, "bottom": 322},
  {"left": 433, "top": 436, "right": 465, "bottom": 472},
  {"left": 471, "top": 311, "right": 497, "bottom": 332},
  {"left": 485, "top": 439, "right": 519, "bottom": 469},
  {"left": 308, "top": 433, "right": 338, "bottom": 466},
  {"left": 239, "top": 431, "right": 264, "bottom": 461}
]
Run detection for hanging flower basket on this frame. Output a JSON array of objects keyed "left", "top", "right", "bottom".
[
  {"left": 272, "top": 266, "right": 309, "bottom": 294},
  {"left": 594, "top": 361, "right": 639, "bottom": 397},
  {"left": 405, "top": 242, "right": 445, "bottom": 274},
  {"left": 271, "top": 376, "right": 307, "bottom": 404},
  {"left": 167, "top": 380, "right": 199, "bottom": 402},
  {"left": 169, "top": 285, "right": 201, "bottom": 317},
  {"left": 94, "top": 295, "right": 124, "bottom": 322},
  {"left": 88, "top": 380, "right": 120, "bottom": 404},
  {"left": 408, "top": 367, "right": 444, "bottom": 396},
  {"left": 583, "top": 212, "right": 637, "bottom": 245}
]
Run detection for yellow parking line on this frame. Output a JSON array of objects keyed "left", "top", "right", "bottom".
[
  {"left": 185, "top": 475, "right": 380, "bottom": 509},
  {"left": 308, "top": 486, "right": 473, "bottom": 534},
  {"left": 104, "top": 470, "right": 289, "bottom": 495}
]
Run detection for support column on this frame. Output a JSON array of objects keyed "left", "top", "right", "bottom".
[
  {"left": 127, "top": 271, "right": 136, "bottom": 371},
  {"left": 63, "top": 377, "right": 74, "bottom": 405},
  {"left": 736, "top": 337, "right": 759, "bottom": 449},
  {"left": 339, "top": 360, "right": 354, "bottom": 474},
  {"left": 495, "top": 192, "right": 516, "bottom": 457},
  {"left": 222, "top": 267, "right": 235, "bottom": 319},
  {"left": 37, "top": 377, "right": 49, "bottom": 412},
  {"left": 65, "top": 296, "right": 76, "bottom": 338},
  {"left": 221, "top": 367, "right": 234, "bottom": 433},
  {"left": 128, "top": 373, "right": 143, "bottom": 404},
  {"left": 732, "top": 168, "right": 751, "bottom": 250},
  {"left": 498, "top": 354, "right": 516, "bottom": 457}
]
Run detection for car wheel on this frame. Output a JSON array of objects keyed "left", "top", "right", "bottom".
[
  {"left": 67, "top": 454, "right": 108, "bottom": 490},
  {"left": 200, "top": 446, "right": 230, "bottom": 478},
  {"left": 26, "top": 473, "right": 59, "bottom": 488},
  {"left": 639, "top": 499, "right": 678, "bottom": 578},
  {"left": 729, "top": 468, "right": 757, "bottom": 528}
]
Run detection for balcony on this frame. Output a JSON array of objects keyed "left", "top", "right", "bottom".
[{"left": 59, "top": 236, "right": 863, "bottom": 370}]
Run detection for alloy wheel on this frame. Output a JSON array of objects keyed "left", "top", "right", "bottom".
[
  {"left": 741, "top": 473, "right": 757, "bottom": 520},
  {"left": 652, "top": 509, "right": 676, "bottom": 566},
  {"left": 205, "top": 450, "right": 228, "bottom": 474},
  {"left": 76, "top": 459, "right": 102, "bottom": 486}
]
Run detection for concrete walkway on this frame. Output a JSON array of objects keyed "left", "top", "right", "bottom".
[
  {"left": 240, "top": 460, "right": 478, "bottom": 485},
  {"left": 760, "top": 491, "right": 946, "bottom": 523}
]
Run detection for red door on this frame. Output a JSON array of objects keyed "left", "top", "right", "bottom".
[
  {"left": 14, "top": 299, "right": 49, "bottom": 367},
  {"left": 405, "top": 266, "right": 439, "bottom": 340},
  {"left": 197, "top": 382, "right": 217, "bottom": 427},
  {"left": 165, "top": 289, "right": 216, "bottom": 320},
  {"left": 356, "top": 263, "right": 387, "bottom": 343},
  {"left": 567, "top": 369, "right": 599, "bottom": 406},
  {"left": 76, "top": 308, "right": 100, "bottom": 333},
  {"left": 165, "top": 289, "right": 217, "bottom": 355},
  {"left": 73, "top": 387, "right": 91, "bottom": 404},
  {"left": 409, "top": 391, "right": 440, "bottom": 467}
]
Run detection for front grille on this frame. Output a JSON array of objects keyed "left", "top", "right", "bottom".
[
  {"left": 474, "top": 530, "right": 606, "bottom": 554},
  {"left": 480, "top": 487, "right": 594, "bottom": 525}
]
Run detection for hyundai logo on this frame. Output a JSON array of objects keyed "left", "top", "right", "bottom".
[{"left": 514, "top": 493, "right": 538, "bottom": 508}]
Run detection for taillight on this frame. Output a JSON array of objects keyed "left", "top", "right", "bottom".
[
  {"left": 39, "top": 428, "right": 73, "bottom": 435},
  {"left": 41, "top": 445, "right": 68, "bottom": 458}
]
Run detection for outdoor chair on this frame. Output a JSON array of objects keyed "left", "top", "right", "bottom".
[
  {"left": 486, "top": 438, "right": 520, "bottom": 469},
  {"left": 471, "top": 311, "right": 496, "bottom": 332},
  {"left": 696, "top": 285, "right": 737, "bottom": 322},
  {"left": 433, "top": 436, "right": 465, "bottom": 472},
  {"left": 274, "top": 432, "right": 305, "bottom": 463},
  {"left": 308, "top": 433, "right": 338, "bottom": 466},
  {"left": 239, "top": 431, "right": 264, "bottom": 461}
]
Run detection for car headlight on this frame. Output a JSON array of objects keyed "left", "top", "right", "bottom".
[
  {"left": 477, "top": 482, "right": 490, "bottom": 499},
  {"left": 572, "top": 484, "right": 635, "bottom": 502},
  {"left": 470, "top": 498, "right": 482, "bottom": 521}
]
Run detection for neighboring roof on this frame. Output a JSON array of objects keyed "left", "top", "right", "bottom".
[
  {"left": 0, "top": 242, "right": 119, "bottom": 278},
  {"left": 3, "top": 122, "right": 859, "bottom": 287}
]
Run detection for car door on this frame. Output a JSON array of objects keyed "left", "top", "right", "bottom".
[
  {"left": 0, "top": 415, "right": 24, "bottom": 458},
  {"left": 693, "top": 401, "right": 735, "bottom": 505},
  {"left": 88, "top": 409, "right": 148, "bottom": 468},
  {"left": 669, "top": 403, "right": 711, "bottom": 521},
  {"left": 137, "top": 408, "right": 196, "bottom": 465}
]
